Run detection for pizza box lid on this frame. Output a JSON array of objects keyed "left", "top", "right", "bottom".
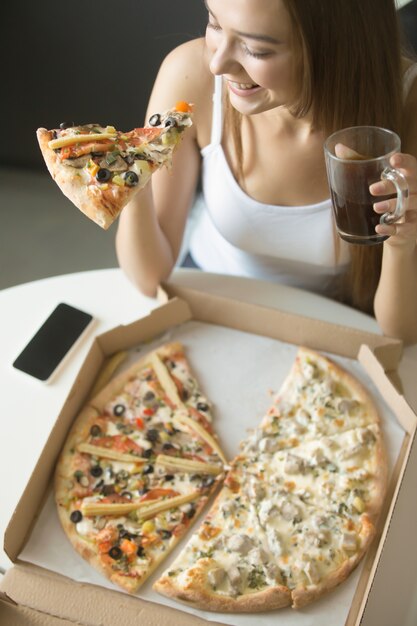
[{"left": 2, "top": 287, "right": 416, "bottom": 626}]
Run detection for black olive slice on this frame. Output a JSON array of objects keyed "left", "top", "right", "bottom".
[
  {"left": 59, "top": 121, "right": 75, "bottom": 129},
  {"left": 158, "top": 529, "right": 172, "bottom": 539},
  {"left": 70, "top": 510, "right": 83, "bottom": 523},
  {"left": 90, "top": 465, "right": 103, "bottom": 478},
  {"left": 143, "top": 464, "right": 154, "bottom": 475},
  {"left": 96, "top": 168, "right": 111, "bottom": 183},
  {"left": 197, "top": 402, "right": 209, "bottom": 412},
  {"left": 149, "top": 113, "right": 161, "bottom": 126},
  {"left": 108, "top": 546, "right": 123, "bottom": 560},
  {"left": 124, "top": 171, "right": 139, "bottom": 187},
  {"left": 164, "top": 117, "right": 177, "bottom": 129},
  {"left": 90, "top": 424, "right": 102, "bottom": 437},
  {"left": 145, "top": 429, "right": 160, "bottom": 443},
  {"left": 113, "top": 404, "right": 126, "bottom": 416}
]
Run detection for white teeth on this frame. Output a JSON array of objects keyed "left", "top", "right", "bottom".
[{"left": 230, "top": 81, "right": 257, "bottom": 90}]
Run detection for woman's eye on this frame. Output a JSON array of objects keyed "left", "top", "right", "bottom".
[
  {"left": 243, "top": 46, "right": 271, "bottom": 59},
  {"left": 207, "top": 20, "right": 221, "bottom": 32}
]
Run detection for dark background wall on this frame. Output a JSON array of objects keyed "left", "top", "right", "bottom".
[
  {"left": 3, "top": 0, "right": 207, "bottom": 170},
  {"left": 2, "top": 1, "right": 417, "bottom": 171}
]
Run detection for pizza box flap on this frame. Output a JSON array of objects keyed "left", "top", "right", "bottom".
[
  {"left": 1, "top": 563, "right": 226, "bottom": 626},
  {"left": 0, "top": 589, "right": 72, "bottom": 626},
  {"left": 358, "top": 345, "right": 417, "bottom": 434},
  {"left": 160, "top": 282, "right": 403, "bottom": 370}
]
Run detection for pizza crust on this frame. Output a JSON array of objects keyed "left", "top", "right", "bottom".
[{"left": 154, "top": 560, "right": 292, "bottom": 612}]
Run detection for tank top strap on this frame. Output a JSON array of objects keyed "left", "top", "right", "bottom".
[
  {"left": 403, "top": 63, "right": 417, "bottom": 100},
  {"left": 210, "top": 75, "right": 224, "bottom": 146}
]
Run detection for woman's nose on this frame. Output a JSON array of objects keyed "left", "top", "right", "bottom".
[{"left": 209, "top": 40, "right": 240, "bottom": 76}]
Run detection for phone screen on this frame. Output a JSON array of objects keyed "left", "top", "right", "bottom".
[{"left": 13, "top": 303, "right": 94, "bottom": 381}]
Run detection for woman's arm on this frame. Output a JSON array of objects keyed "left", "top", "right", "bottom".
[
  {"left": 373, "top": 77, "right": 417, "bottom": 344},
  {"left": 116, "top": 39, "right": 211, "bottom": 296}
]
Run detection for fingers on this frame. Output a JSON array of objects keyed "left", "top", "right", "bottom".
[
  {"left": 375, "top": 218, "right": 417, "bottom": 239},
  {"left": 334, "top": 143, "right": 367, "bottom": 160},
  {"left": 375, "top": 207, "right": 417, "bottom": 240},
  {"left": 369, "top": 180, "right": 394, "bottom": 197},
  {"left": 390, "top": 152, "right": 417, "bottom": 178},
  {"left": 373, "top": 197, "right": 397, "bottom": 216},
  {"left": 370, "top": 153, "right": 417, "bottom": 196}
]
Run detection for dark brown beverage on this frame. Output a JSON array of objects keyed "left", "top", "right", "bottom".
[
  {"left": 330, "top": 189, "right": 389, "bottom": 245},
  {"left": 327, "top": 157, "right": 397, "bottom": 245}
]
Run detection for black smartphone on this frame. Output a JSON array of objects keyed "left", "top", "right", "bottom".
[{"left": 13, "top": 303, "right": 94, "bottom": 382}]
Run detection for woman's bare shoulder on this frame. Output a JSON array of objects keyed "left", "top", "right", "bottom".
[{"left": 147, "top": 38, "right": 213, "bottom": 128}]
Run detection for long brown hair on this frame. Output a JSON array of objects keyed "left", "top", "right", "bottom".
[{"left": 226, "top": 0, "right": 404, "bottom": 314}]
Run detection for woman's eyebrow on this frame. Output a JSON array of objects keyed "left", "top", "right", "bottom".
[
  {"left": 203, "top": 0, "right": 279, "bottom": 45},
  {"left": 233, "top": 30, "right": 280, "bottom": 44}
]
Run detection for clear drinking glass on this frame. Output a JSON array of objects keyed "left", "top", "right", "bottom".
[{"left": 324, "top": 126, "right": 408, "bottom": 245}]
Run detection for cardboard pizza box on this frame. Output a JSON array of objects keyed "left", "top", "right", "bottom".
[{"left": 2, "top": 284, "right": 416, "bottom": 626}]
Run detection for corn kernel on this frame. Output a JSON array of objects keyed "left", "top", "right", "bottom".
[
  {"left": 142, "top": 520, "right": 155, "bottom": 534},
  {"left": 352, "top": 496, "right": 365, "bottom": 513}
]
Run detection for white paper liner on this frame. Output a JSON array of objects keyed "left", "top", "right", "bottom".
[{"left": 20, "top": 320, "right": 405, "bottom": 626}]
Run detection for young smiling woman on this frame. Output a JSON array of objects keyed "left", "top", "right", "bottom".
[{"left": 116, "top": 0, "right": 417, "bottom": 343}]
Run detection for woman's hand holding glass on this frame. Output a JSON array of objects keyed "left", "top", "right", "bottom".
[{"left": 372, "top": 153, "right": 417, "bottom": 247}]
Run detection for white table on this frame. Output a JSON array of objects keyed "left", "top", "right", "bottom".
[{"left": 1, "top": 268, "right": 417, "bottom": 625}]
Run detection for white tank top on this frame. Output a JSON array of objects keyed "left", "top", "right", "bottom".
[{"left": 189, "top": 65, "right": 417, "bottom": 297}]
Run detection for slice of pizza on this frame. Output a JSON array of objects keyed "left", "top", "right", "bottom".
[
  {"left": 238, "top": 423, "right": 387, "bottom": 525},
  {"left": 241, "top": 347, "right": 381, "bottom": 455},
  {"left": 37, "top": 101, "right": 193, "bottom": 229},
  {"left": 55, "top": 342, "right": 226, "bottom": 593},
  {"left": 153, "top": 454, "right": 377, "bottom": 611},
  {"left": 154, "top": 469, "right": 293, "bottom": 612}
]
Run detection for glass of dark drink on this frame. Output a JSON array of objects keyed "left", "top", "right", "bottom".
[{"left": 324, "top": 126, "right": 409, "bottom": 245}]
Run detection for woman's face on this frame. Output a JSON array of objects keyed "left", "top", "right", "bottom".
[{"left": 205, "top": 0, "right": 297, "bottom": 116}]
